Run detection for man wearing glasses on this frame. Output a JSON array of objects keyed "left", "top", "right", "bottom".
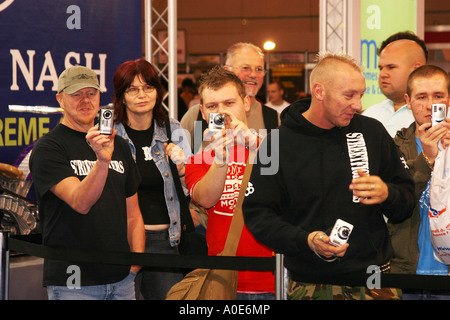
[
  {"left": 181, "top": 42, "right": 279, "bottom": 154},
  {"left": 224, "top": 42, "right": 279, "bottom": 134}
]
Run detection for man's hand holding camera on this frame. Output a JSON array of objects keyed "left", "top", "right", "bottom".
[
  {"left": 307, "top": 231, "right": 349, "bottom": 260},
  {"left": 417, "top": 117, "right": 450, "bottom": 166},
  {"left": 309, "top": 166, "right": 391, "bottom": 260},
  {"left": 205, "top": 110, "right": 260, "bottom": 167},
  {"left": 86, "top": 126, "right": 116, "bottom": 164},
  {"left": 204, "top": 125, "right": 234, "bottom": 167},
  {"left": 228, "top": 112, "right": 260, "bottom": 151}
]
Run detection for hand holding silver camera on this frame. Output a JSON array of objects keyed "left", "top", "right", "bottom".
[
  {"left": 209, "top": 113, "right": 226, "bottom": 132},
  {"left": 329, "top": 219, "right": 353, "bottom": 247},
  {"left": 431, "top": 103, "right": 447, "bottom": 127}
]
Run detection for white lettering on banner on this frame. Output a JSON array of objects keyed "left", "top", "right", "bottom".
[
  {"left": 10, "top": 49, "right": 107, "bottom": 92},
  {"left": 0, "top": 0, "right": 14, "bottom": 12},
  {"left": 36, "top": 51, "right": 58, "bottom": 91},
  {"left": 10, "top": 49, "right": 35, "bottom": 90}
]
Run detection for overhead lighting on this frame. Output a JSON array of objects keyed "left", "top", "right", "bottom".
[{"left": 263, "top": 41, "right": 276, "bottom": 51}]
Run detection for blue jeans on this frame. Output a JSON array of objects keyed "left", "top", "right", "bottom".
[{"left": 47, "top": 271, "right": 136, "bottom": 300}]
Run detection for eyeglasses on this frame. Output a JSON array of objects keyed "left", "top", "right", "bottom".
[
  {"left": 230, "top": 65, "right": 266, "bottom": 75},
  {"left": 125, "top": 85, "right": 155, "bottom": 96}
]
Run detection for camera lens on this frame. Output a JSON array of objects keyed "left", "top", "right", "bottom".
[
  {"left": 214, "top": 114, "right": 225, "bottom": 125},
  {"left": 103, "top": 110, "right": 112, "bottom": 119},
  {"left": 338, "top": 226, "right": 349, "bottom": 239}
]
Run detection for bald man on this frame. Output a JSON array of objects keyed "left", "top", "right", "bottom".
[
  {"left": 243, "top": 52, "right": 415, "bottom": 300},
  {"left": 363, "top": 32, "right": 428, "bottom": 137}
]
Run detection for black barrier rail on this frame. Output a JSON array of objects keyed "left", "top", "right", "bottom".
[
  {"left": 9, "top": 234, "right": 275, "bottom": 272},
  {"left": 7, "top": 234, "right": 450, "bottom": 294}
]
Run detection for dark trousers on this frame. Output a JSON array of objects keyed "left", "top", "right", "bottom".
[{"left": 135, "top": 229, "right": 184, "bottom": 300}]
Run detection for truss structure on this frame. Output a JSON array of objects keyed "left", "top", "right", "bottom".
[
  {"left": 144, "top": 0, "right": 178, "bottom": 118},
  {"left": 320, "top": 0, "right": 348, "bottom": 53}
]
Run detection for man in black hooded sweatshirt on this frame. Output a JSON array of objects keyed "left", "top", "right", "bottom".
[{"left": 243, "top": 52, "right": 415, "bottom": 300}]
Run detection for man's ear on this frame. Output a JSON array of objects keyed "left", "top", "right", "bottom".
[
  {"left": 405, "top": 93, "right": 412, "bottom": 110},
  {"left": 199, "top": 104, "right": 207, "bottom": 121},
  {"left": 243, "top": 95, "right": 251, "bottom": 113},
  {"left": 56, "top": 93, "right": 64, "bottom": 109},
  {"left": 312, "top": 82, "right": 324, "bottom": 101}
]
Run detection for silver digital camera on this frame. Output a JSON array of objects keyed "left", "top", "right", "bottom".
[
  {"left": 329, "top": 219, "right": 353, "bottom": 247},
  {"left": 431, "top": 103, "right": 447, "bottom": 127},
  {"left": 209, "top": 113, "right": 226, "bottom": 132},
  {"left": 98, "top": 106, "right": 114, "bottom": 135}
]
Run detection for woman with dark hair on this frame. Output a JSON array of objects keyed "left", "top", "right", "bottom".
[{"left": 113, "top": 58, "right": 191, "bottom": 299}]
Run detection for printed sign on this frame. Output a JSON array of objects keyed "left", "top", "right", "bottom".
[
  {"left": 0, "top": 0, "right": 142, "bottom": 165},
  {"left": 360, "top": 0, "right": 418, "bottom": 109}
]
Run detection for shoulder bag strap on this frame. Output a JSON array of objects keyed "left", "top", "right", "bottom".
[{"left": 221, "top": 151, "right": 256, "bottom": 256}]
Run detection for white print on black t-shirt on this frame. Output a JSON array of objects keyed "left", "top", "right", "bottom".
[
  {"left": 70, "top": 160, "right": 125, "bottom": 176},
  {"left": 400, "top": 156, "right": 409, "bottom": 169},
  {"left": 142, "top": 146, "right": 152, "bottom": 161},
  {"left": 245, "top": 182, "right": 255, "bottom": 197},
  {"left": 346, "top": 132, "right": 369, "bottom": 203}
]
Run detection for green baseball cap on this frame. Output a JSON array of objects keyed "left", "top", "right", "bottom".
[{"left": 57, "top": 65, "right": 100, "bottom": 94}]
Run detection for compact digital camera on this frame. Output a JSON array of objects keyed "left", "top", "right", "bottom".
[
  {"left": 98, "top": 106, "right": 114, "bottom": 135},
  {"left": 209, "top": 113, "right": 226, "bottom": 132},
  {"left": 329, "top": 219, "right": 353, "bottom": 247},
  {"left": 431, "top": 103, "right": 447, "bottom": 127}
]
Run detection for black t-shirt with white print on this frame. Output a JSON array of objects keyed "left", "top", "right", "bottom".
[{"left": 124, "top": 123, "right": 169, "bottom": 225}]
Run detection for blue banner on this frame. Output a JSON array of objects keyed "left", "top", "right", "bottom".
[{"left": 0, "top": 0, "right": 142, "bottom": 165}]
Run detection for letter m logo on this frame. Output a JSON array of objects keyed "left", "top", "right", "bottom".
[{"left": 360, "top": 39, "right": 378, "bottom": 69}]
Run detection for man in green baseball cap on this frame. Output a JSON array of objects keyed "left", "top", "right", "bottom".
[
  {"left": 56, "top": 65, "right": 101, "bottom": 132},
  {"left": 30, "top": 64, "right": 145, "bottom": 300},
  {"left": 57, "top": 64, "right": 101, "bottom": 94}
]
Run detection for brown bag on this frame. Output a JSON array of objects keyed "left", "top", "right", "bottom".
[
  {"left": 164, "top": 259, "right": 238, "bottom": 300},
  {"left": 166, "top": 152, "right": 255, "bottom": 300}
]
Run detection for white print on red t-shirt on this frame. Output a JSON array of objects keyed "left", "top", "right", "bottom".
[{"left": 213, "top": 161, "right": 246, "bottom": 216}]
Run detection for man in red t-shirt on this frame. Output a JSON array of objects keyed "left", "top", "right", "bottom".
[{"left": 185, "top": 66, "right": 274, "bottom": 299}]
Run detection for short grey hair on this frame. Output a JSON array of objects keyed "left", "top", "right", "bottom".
[{"left": 225, "top": 42, "right": 264, "bottom": 66}]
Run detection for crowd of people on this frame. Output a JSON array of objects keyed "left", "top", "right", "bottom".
[{"left": 26, "top": 32, "right": 450, "bottom": 300}]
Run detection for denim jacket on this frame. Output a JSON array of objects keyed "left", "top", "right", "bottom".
[{"left": 115, "top": 118, "right": 192, "bottom": 247}]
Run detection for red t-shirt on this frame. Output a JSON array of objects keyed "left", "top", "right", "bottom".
[{"left": 185, "top": 145, "right": 274, "bottom": 293}]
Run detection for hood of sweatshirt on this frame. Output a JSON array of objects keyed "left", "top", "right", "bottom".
[
  {"left": 280, "top": 97, "right": 354, "bottom": 143},
  {"left": 281, "top": 97, "right": 312, "bottom": 130},
  {"left": 393, "top": 121, "right": 416, "bottom": 143}
]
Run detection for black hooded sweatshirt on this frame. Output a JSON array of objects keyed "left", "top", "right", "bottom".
[{"left": 243, "top": 98, "right": 415, "bottom": 278}]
